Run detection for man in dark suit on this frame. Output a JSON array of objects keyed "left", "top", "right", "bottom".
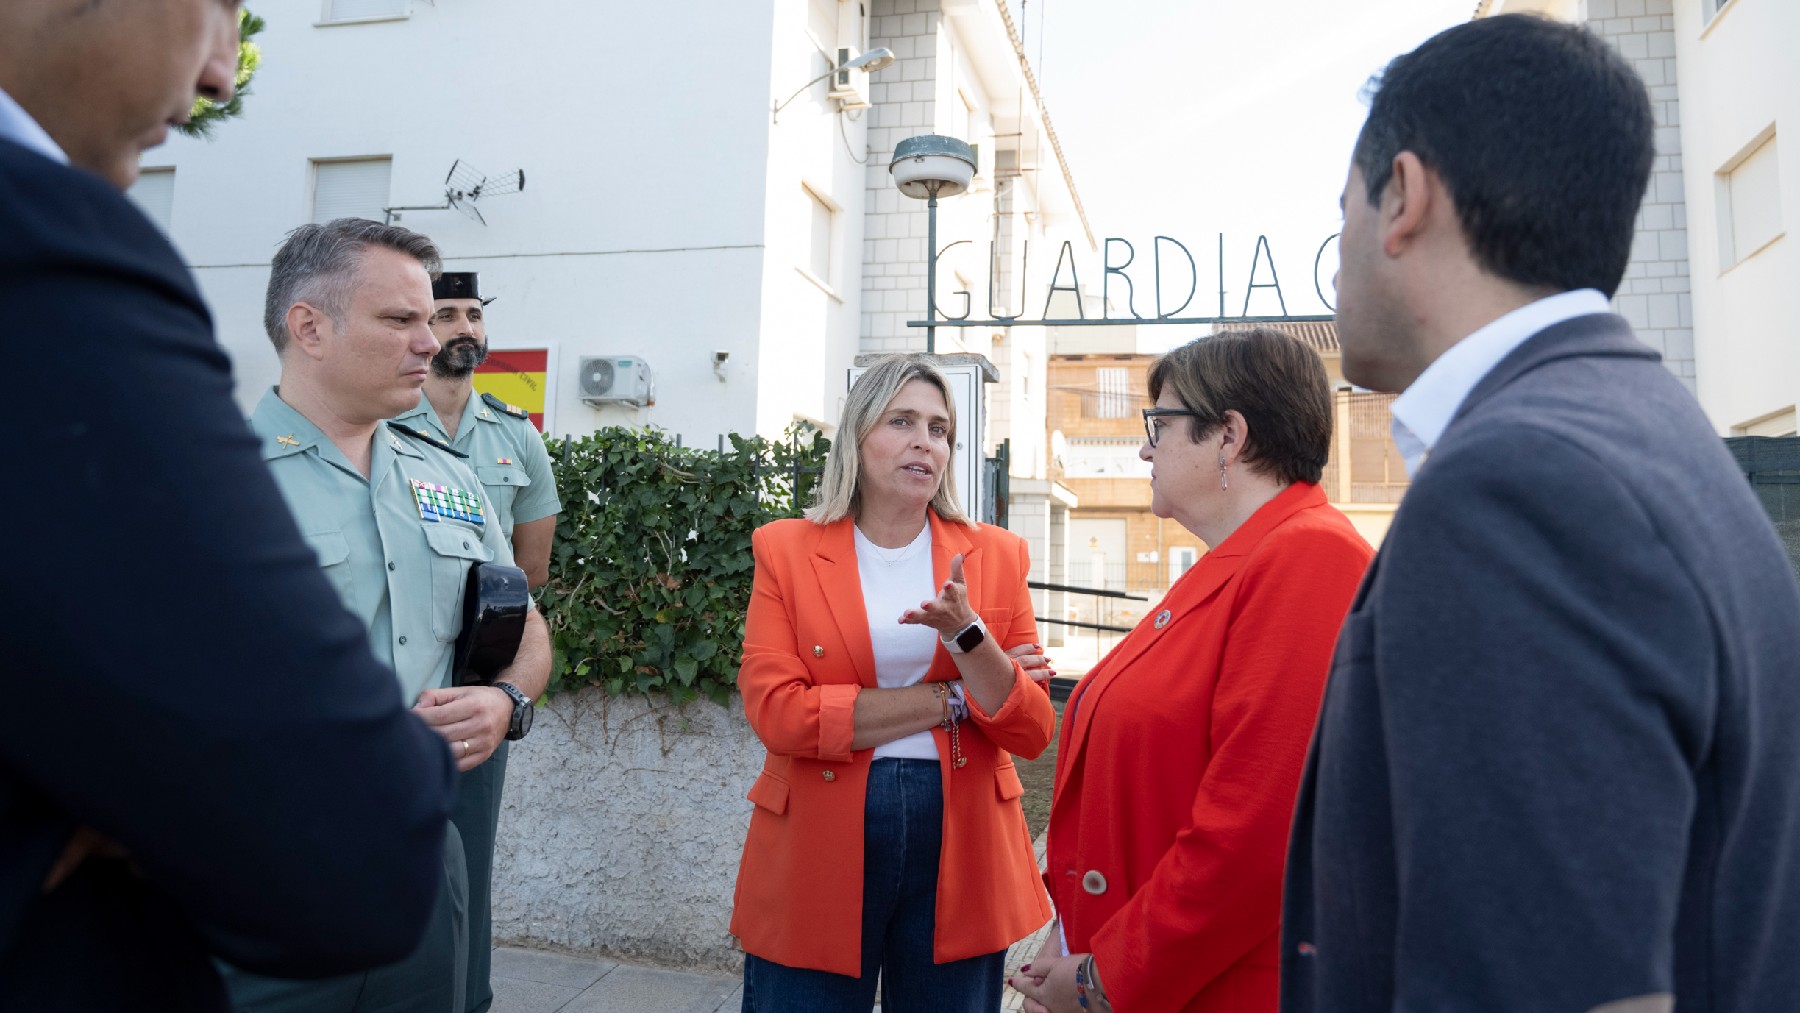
[
  {"left": 1, "top": 2, "right": 459, "bottom": 1009},
  {"left": 1283, "top": 14, "right": 1800, "bottom": 1013}
]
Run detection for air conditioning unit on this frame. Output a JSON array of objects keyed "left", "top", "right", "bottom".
[
  {"left": 578, "top": 356, "right": 654, "bottom": 408},
  {"left": 829, "top": 47, "right": 873, "bottom": 111}
]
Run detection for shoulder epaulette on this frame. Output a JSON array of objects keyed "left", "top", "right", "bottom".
[
  {"left": 386, "top": 421, "right": 468, "bottom": 458},
  {"left": 481, "top": 392, "right": 530, "bottom": 420}
]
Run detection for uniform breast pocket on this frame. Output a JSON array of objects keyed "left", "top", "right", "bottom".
[
  {"left": 423, "top": 523, "right": 493, "bottom": 642},
  {"left": 302, "top": 530, "right": 355, "bottom": 603},
  {"left": 475, "top": 463, "right": 530, "bottom": 488}
]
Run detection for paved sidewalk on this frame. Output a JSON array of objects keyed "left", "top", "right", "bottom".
[
  {"left": 492, "top": 836, "right": 1055, "bottom": 1013},
  {"left": 491, "top": 946, "right": 740, "bottom": 1013},
  {"left": 493, "top": 916, "right": 1051, "bottom": 1013}
]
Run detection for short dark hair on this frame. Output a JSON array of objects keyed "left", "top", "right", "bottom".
[
  {"left": 1353, "top": 14, "right": 1654, "bottom": 297},
  {"left": 1147, "top": 327, "right": 1333, "bottom": 486},
  {"left": 264, "top": 218, "right": 442, "bottom": 351}
]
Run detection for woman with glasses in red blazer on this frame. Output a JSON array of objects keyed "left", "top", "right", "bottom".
[{"left": 1012, "top": 329, "right": 1373, "bottom": 1013}]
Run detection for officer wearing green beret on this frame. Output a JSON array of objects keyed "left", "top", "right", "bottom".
[
  {"left": 227, "top": 219, "right": 552, "bottom": 1013},
  {"left": 392, "top": 270, "right": 562, "bottom": 1013}
]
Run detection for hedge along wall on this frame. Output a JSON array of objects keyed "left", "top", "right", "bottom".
[
  {"left": 537, "top": 424, "right": 829, "bottom": 704},
  {"left": 492, "top": 425, "right": 829, "bottom": 967}
]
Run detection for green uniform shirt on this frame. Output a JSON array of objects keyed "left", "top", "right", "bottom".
[
  {"left": 393, "top": 391, "right": 561, "bottom": 538},
  {"left": 251, "top": 388, "right": 514, "bottom": 703}
]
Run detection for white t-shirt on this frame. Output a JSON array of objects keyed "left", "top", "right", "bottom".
[{"left": 854, "top": 522, "right": 941, "bottom": 761}]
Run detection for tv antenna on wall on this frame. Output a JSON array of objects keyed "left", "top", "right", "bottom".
[{"left": 384, "top": 159, "right": 526, "bottom": 226}]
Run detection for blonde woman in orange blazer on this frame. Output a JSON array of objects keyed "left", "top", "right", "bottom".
[
  {"left": 1012, "top": 329, "right": 1372, "bottom": 1013},
  {"left": 731, "top": 354, "right": 1055, "bottom": 1013}
]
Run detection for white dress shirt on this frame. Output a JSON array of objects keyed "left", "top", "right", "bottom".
[
  {"left": 1389, "top": 289, "right": 1613, "bottom": 476},
  {"left": 0, "top": 86, "right": 67, "bottom": 164}
]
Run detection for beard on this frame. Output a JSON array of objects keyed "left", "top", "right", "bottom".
[{"left": 430, "top": 338, "right": 489, "bottom": 378}]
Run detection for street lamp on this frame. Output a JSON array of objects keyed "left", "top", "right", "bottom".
[
  {"left": 889, "top": 133, "right": 976, "bottom": 354},
  {"left": 771, "top": 47, "right": 896, "bottom": 123}
]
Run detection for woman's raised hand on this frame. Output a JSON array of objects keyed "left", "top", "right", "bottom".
[{"left": 899, "top": 552, "right": 977, "bottom": 635}]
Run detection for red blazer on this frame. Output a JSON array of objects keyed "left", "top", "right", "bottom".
[
  {"left": 731, "top": 510, "right": 1055, "bottom": 976},
  {"left": 1047, "top": 483, "right": 1371, "bottom": 1013}
]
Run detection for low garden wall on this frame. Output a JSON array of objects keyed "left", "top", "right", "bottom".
[{"left": 491, "top": 689, "right": 763, "bottom": 971}]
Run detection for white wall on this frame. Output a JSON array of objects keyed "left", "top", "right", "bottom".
[
  {"left": 1670, "top": 0, "right": 1799, "bottom": 433},
  {"left": 754, "top": 0, "right": 877, "bottom": 438},
  {"left": 149, "top": 0, "right": 796, "bottom": 443}
]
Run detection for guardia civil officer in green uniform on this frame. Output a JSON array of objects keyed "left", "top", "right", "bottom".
[
  {"left": 397, "top": 272, "right": 561, "bottom": 588},
  {"left": 226, "top": 219, "right": 552, "bottom": 1013},
  {"left": 392, "top": 271, "right": 562, "bottom": 1013}
]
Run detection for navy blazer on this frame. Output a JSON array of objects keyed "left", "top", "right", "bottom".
[
  {"left": 1282, "top": 313, "right": 1800, "bottom": 1012},
  {"left": 0, "top": 140, "right": 457, "bottom": 1009}
]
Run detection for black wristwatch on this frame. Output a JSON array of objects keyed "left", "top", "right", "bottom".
[
  {"left": 941, "top": 616, "right": 986, "bottom": 655},
  {"left": 494, "top": 681, "right": 535, "bottom": 741}
]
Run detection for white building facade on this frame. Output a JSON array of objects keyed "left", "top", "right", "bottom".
[
  {"left": 1477, "top": 0, "right": 1797, "bottom": 436},
  {"left": 138, "top": 0, "right": 1089, "bottom": 601},
  {"left": 139, "top": 1, "right": 1076, "bottom": 439}
]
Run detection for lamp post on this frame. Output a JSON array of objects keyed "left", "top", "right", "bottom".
[{"left": 889, "top": 134, "right": 976, "bottom": 354}]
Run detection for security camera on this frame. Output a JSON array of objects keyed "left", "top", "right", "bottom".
[{"left": 712, "top": 350, "right": 730, "bottom": 366}]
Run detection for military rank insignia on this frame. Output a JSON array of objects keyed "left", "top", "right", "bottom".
[{"left": 410, "top": 479, "right": 486, "bottom": 526}]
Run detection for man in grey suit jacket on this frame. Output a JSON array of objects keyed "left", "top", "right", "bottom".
[{"left": 1282, "top": 14, "right": 1800, "bottom": 1013}]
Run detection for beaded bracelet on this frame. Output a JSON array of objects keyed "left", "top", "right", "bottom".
[{"left": 931, "top": 682, "right": 967, "bottom": 768}]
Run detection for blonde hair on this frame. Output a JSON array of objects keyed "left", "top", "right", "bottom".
[{"left": 806, "top": 354, "right": 972, "bottom": 526}]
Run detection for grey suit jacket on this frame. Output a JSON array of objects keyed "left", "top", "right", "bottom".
[{"left": 1281, "top": 313, "right": 1800, "bottom": 1012}]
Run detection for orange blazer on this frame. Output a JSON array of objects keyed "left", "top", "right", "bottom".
[
  {"left": 731, "top": 510, "right": 1055, "bottom": 976},
  {"left": 1046, "top": 483, "right": 1371, "bottom": 1013}
]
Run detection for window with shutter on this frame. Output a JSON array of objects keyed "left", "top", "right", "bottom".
[
  {"left": 1718, "top": 132, "right": 1783, "bottom": 269},
  {"left": 311, "top": 158, "right": 393, "bottom": 224}
]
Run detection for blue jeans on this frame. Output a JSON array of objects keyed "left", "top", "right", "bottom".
[{"left": 741, "top": 758, "right": 1005, "bottom": 1013}]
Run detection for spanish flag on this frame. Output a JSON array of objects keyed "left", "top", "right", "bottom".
[{"left": 473, "top": 349, "right": 549, "bottom": 431}]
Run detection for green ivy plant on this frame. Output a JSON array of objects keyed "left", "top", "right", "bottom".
[
  {"left": 177, "top": 8, "right": 265, "bottom": 140},
  {"left": 538, "top": 423, "right": 829, "bottom": 706}
]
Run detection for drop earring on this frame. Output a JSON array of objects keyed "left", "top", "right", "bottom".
[{"left": 1218, "top": 454, "right": 1229, "bottom": 490}]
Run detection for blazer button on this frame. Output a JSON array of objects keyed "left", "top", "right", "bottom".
[
  {"left": 1081, "top": 870, "right": 1107, "bottom": 895},
  {"left": 813, "top": 645, "right": 825, "bottom": 658},
  {"left": 822, "top": 770, "right": 836, "bottom": 782}
]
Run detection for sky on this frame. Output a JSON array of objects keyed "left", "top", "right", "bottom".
[{"left": 1001, "top": 0, "right": 1477, "bottom": 346}]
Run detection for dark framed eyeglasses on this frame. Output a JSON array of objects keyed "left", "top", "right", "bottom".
[{"left": 1142, "top": 407, "right": 1201, "bottom": 448}]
